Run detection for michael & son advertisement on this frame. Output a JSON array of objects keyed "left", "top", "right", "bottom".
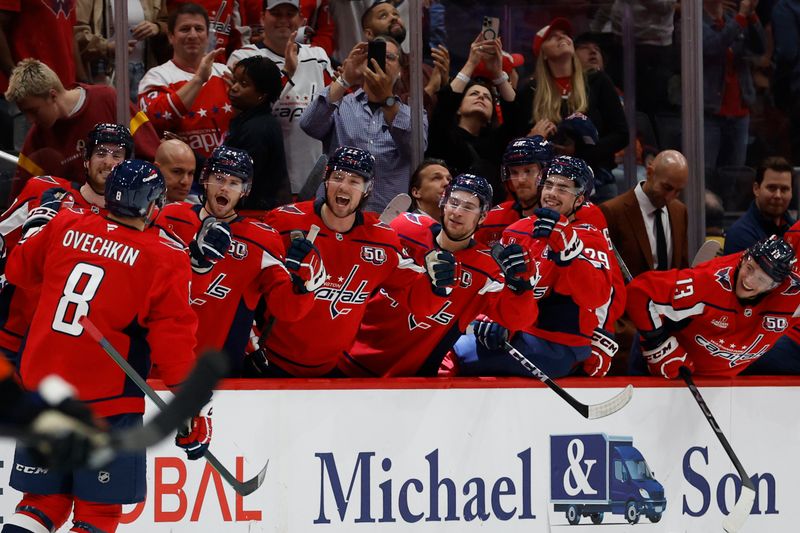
[{"left": 1, "top": 378, "right": 797, "bottom": 531}]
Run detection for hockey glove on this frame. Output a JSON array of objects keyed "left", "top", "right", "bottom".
[
  {"left": 0, "top": 374, "right": 105, "bottom": 470},
  {"left": 20, "top": 188, "right": 72, "bottom": 242},
  {"left": 492, "top": 243, "right": 539, "bottom": 293},
  {"left": 175, "top": 402, "right": 212, "bottom": 460},
  {"left": 470, "top": 317, "right": 509, "bottom": 351},
  {"left": 189, "top": 217, "right": 232, "bottom": 273},
  {"left": 424, "top": 249, "right": 459, "bottom": 296},
  {"left": 285, "top": 237, "right": 326, "bottom": 294},
  {"left": 583, "top": 328, "right": 618, "bottom": 377},
  {"left": 532, "top": 207, "right": 584, "bottom": 265},
  {"left": 641, "top": 335, "right": 694, "bottom": 379}
]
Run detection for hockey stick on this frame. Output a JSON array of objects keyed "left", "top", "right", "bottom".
[
  {"left": 1, "top": 351, "right": 227, "bottom": 469},
  {"left": 379, "top": 193, "right": 412, "bottom": 223},
  {"left": 692, "top": 240, "right": 722, "bottom": 267},
  {"left": 609, "top": 241, "right": 634, "bottom": 283},
  {"left": 297, "top": 154, "right": 328, "bottom": 201},
  {"left": 79, "top": 316, "right": 269, "bottom": 496},
  {"left": 466, "top": 325, "right": 633, "bottom": 419},
  {"left": 679, "top": 366, "right": 755, "bottom": 532}
]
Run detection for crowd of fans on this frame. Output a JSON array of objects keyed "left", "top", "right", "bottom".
[{"left": 0, "top": 0, "right": 799, "bottom": 379}]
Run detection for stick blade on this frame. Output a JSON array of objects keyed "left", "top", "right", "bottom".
[
  {"left": 587, "top": 384, "right": 634, "bottom": 419},
  {"left": 379, "top": 193, "right": 412, "bottom": 223},
  {"left": 722, "top": 485, "right": 755, "bottom": 532},
  {"left": 692, "top": 240, "right": 722, "bottom": 267},
  {"left": 238, "top": 459, "right": 270, "bottom": 496}
]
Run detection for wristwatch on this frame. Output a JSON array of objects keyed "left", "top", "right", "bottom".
[{"left": 383, "top": 96, "right": 398, "bottom": 107}]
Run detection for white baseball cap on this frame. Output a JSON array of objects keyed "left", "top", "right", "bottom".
[{"left": 266, "top": 0, "right": 300, "bottom": 10}]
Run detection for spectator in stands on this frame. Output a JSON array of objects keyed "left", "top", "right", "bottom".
[
  {"left": 703, "top": 0, "right": 766, "bottom": 171},
  {"left": 227, "top": 0, "right": 333, "bottom": 197},
  {"left": 300, "top": 36, "right": 425, "bottom": 212},
  {"left": 772, "top": 0, "right": 800, "bottom": 164},
  {"left": 408, "top": 158, "right": 451, "bottom": 221},
  {"left": 426, "top": 34, "right": 516, "bottom": 206},
  {"left": 515, "top": 18, "right": 628, "bottom": 203},
  {"left": 724, "top": 156, "right": 795, "bottom": 254},
  {"left": 360, "top": 0, "right": 442, "bottom": 115},
  {"left": 5, "top": 59, "right": 160, "bottom": 199},
  {"left": 75, "top": 1, "right": 169, "bottom": 97},
  {"left": 167, "top": 0, "right": 246, "bottom": 59},
  {"left": 0, "top": 2, "right": 80, "bottom": 152},
  {"left": 156, "top": 138, "right": 197, "bottom": 203},
  {"left": 331, "top": 0, "right": 409, "bottom": 63},
  {"left": 226, "top": 56, "right": 291, "bottom": 210},
  {"left": 139, "top": 3, "right": 232, "bottom": 160}
]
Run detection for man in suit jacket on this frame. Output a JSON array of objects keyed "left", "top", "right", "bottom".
[{"left": 599, "top": 149, "right": 689, "bottom": 373}]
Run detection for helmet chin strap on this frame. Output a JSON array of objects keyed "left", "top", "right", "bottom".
[{"left": 441, "top": 218, "right": 477, "bottom": 243}]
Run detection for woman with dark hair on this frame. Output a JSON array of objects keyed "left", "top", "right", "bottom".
[
  {"left": 226, "top": 55, "right": 292, "bottom": 210},
  {"left": 425, "top": 34, "right": 517, "bottom": 205}
]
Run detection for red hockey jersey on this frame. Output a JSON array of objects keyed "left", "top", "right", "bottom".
[
  {"left": 340, "top": 212, "right": 537, "bottom": 377},
  {"left": 6, "top": 209, "right": 197, "bottom": 417},
  {"left": 157, "top": 203, "right": 314, "bottom": 373},
  {"left": 626, "top": 252, "right": 800, "bottom": 376},
  {"left": 138, "top": 61, "right": 232, "bottom": 158},
  {"left": 0, "top": 177, "right": 104, "bottom": 356},
  {"left": 503, "top": 215, "right": 613, "bottom": 346},
  {"left": 262, "top": 200, "right": 446, "bottom": 376}
]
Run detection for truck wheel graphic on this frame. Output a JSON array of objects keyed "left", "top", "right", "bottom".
[
  {"left": 566, "top": 504, "right": 581, "bottom": 525},
  {"left": 647, "top": 512, "right": 662, "bottom": 523},
  {"left": 625, "top": 501, "right": 640, "bottom": 524},
  {"left": 590, "top": 512, "right": 604, "bottom": 524}
]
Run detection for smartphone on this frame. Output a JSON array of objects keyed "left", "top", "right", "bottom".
[
  {"left": 481, "top": 16, "right": 500, "bottom": 41},
  {"left": 367, "top": 40, "right": 387, "bottom": 73}
]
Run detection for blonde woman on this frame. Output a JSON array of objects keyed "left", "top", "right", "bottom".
[{"left": 514, "top": 17, "right": 628, "bottom": 201}]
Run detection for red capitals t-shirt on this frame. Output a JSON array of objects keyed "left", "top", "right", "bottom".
[{"left": 0, "top": 1, "right": 76, "bottom": 92}]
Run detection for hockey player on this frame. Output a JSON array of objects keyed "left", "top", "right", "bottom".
[
  {"left": 450, "top": 155, "right": 615, "bottom": 378},
  {"left": 474, "top": 136, "right": 554, "bottom": 247},
  {"left": 156, "top": 145, "right": 323, "bottom": 375},
  {"left": 2, "top": 160, "right": 206, "bottom": 533},
  {"left": 0, "top": 123, "right": 133, "bottom": 366},
  {"left": 338, "top": 173, "right": 539, "bottom": 377},
  {"left": 256, "top": 146, "right": 458, "bottom": 377},
  {"left": 627, "top": 236, "right": 800, "bottom": 377}
]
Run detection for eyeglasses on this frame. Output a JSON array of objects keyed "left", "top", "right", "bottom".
[
  {"left": 207, "top": 173, "right": 246, "bottom": 192},
  {"left": 443, "top": 196, "right": 481, "bottom": 214},
  {"left": 93, "top": 147, "right": 126, "bottom": 160},
  {"left": 540, "top": 178, "right": 579, "bottom": 196}
]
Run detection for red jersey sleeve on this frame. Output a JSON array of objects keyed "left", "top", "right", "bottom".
[{"left": 129, "top": 108, "right": 160, "bottom": 163}]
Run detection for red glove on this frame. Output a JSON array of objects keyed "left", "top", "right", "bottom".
[
  {"left": 532, "top": 208, "right": 584, "bottom": 264},
  {"left": 583, "top": 328, "right": 618, "bottom": 377},
  {"left": 175, "top": 403, "right": 212, "bottom": 460},
  {"left": 642, "top": 336, "right": 694, "bottom": 379}
]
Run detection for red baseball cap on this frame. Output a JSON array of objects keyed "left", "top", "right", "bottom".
[
  {"left": 532, "top": 17, "right": 573, "bottom": 57},
  {"left": 473, "top": 51, "right": 524, "bottom": 80}
]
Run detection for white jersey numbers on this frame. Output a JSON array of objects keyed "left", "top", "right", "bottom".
[{"left": 52, "top": 262, "right": 105, "bottom": 336}]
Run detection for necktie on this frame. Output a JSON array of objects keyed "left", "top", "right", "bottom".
[{"left": 654, "top": 208, "right": 668, "bottom": 270}]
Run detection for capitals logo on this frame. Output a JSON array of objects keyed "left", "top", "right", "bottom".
[
  {"left": 43, "top": 0, "right": 76, "bottom": 18},
  {"left": 714, "top": 266, "right": 733, "bottom": 292},
  {"left": 782, "top": 274, "right": 800, "bottom": 296},
  {"left": 694, "top": 333, "right": 769, "bottom": 367},
  {"left": 315, "top": 265, "right": 371, "bottom": 319}
]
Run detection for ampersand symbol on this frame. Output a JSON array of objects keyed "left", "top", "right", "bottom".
[{"left": 563, "top": 439, "right": 598, "bottom": 496}]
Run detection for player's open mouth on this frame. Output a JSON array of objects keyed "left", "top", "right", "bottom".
[
  {"left": 335, "top": 194, "right": 350, "bottom": 206},
  {"left": 216, "top": 195, "right": 229, "bottom": 207},
  {"left": 742, "top": 279, "right": 754, "bottom": 291}
]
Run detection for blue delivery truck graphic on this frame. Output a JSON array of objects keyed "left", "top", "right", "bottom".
[{"left": 550, "top": 433, "right": 666, "bottom": 525}]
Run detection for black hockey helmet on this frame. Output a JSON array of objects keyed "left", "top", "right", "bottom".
[
  {"left": 746, "top": 235, "right": 796, "bottom": 283},
  {"left": 440, "top": 173, "right": 493, "bottom": 214},
  {"left": 86, "top": 123, "right": 134, "bottom": 160},
  {"left": 501, "top": 136, "right": 554, "bottom": 181},
  {"left": 542, "top": 155, "right": 594, "bottom": 196},
  {"left": 201, "top": 145, "right": 254, "bottom": 195},
  {"left": 325, "top": 146, "right": 375, "bottom": 196},
  {"left": 105, "top": 160, "right": 166, "bottom": 218}
]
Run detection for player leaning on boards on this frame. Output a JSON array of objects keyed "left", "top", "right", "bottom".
[
  {"left": 447, "top": 155, "right": 616, "bottom": 378},
  {"left": 156, "top": 145, "right": 324, "bottom": 376},
  {"left": 1, "top": 161, "right": 209, "bottom": 533},
  {"left": 627, "top": 235, "right": 800, "bottom": 378},
  {"left": 251, "top": 146, "right": 458, "bottom": 377},
  {"left": 338, "top": 173, "right": 539, "bottom": 377}
]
